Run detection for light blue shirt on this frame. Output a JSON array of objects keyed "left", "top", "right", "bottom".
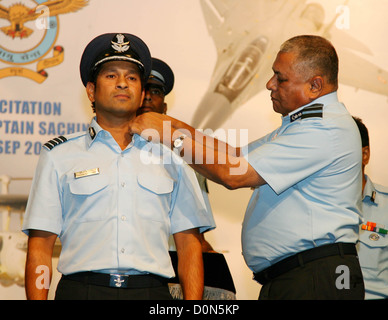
[
  {"left": 242, "top": 92, "right": 362, "bottom": 273},
  {"left": 358, "top": 175, "right": 388, "bottom": 299},
  {"left": 23, "top": 118, "right": 215, "bottom": 277}
]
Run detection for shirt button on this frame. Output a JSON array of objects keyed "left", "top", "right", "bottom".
[
  {"left": 121, "top": 215, "right": 127, "bottom": 221},
  {"left": 121, "top": 248, "right": 125, "bottom": 253},
  {"left": 121, "top": 182, "right": 126, "bottom": 187}
]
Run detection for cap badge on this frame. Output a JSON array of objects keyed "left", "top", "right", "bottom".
[{"left": 111, "top": 34, "right": 130, "bottom": 53}]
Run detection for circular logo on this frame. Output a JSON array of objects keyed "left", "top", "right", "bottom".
[{"left": 0, "top": 0, "right": 58, "bottom": 65}]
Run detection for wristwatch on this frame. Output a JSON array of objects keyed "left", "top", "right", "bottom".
[{"left": 173, "top": 134, "right": 187, "bottom": 153}]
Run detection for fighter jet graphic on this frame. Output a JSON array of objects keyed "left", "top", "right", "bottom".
[{"left": 192, "top": 0, "right": 388, "bottom": 130}]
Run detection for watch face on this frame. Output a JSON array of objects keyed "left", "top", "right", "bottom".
[
  {"left": 174, "top": 138, "right": 183, "bottom": 148},
  {"left": 174, "top": 135, "right": 186, "bottom": 149}
]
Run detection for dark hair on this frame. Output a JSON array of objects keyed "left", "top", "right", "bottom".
[
  {"left": 353, "top": 116, "right": 369, "bottom": 147},
  {"left": 280, "top": 35, "right": 338, "bottom": 86}
]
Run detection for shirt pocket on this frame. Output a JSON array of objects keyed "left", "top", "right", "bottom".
[
  {"left": 358, "top": 230, "right": 388, "bottom": 269},
  {"left": 136, "top": 172, "right": 174, "bottom": 222},
  {"left": 68, "top": 174, "right": 110, "bottom": 222}
]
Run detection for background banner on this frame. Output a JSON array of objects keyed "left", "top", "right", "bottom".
[{"left": 0, "top": 0, "right": 387, "bottom": 299}]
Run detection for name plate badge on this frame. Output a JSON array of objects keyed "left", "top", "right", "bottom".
[{"left": 74, "top": 168, "right": 100, "bottom": 179}]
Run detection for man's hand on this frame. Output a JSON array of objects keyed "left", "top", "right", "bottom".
[
  {"left": 129, "top": 111, "right": 172, "bottom": 144},
  {"left": 129, "top": 112, "right": 265, "bottom": 190}
]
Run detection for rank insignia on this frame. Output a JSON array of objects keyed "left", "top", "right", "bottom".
[
  {"left": 290, "top": 103, "right": 323, "bottom": 122},
  {"left": 43, "top": 136, "right": 68, "bottom": 150}
]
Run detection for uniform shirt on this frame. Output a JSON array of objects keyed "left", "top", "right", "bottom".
[
  {"left": 242, "top": 92, "right": 362, "bottom": 273},
  {"left": 22, "top": 118, "right": 214, "bottom": 278},
  {"left": 168, "top": 172, "right": 215, "bottom": 250},
  {"left": 358, "top": 175, "right": 388, "bottom": 299}
]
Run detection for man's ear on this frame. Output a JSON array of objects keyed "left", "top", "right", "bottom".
[
  {"left": 140, "top": 89, "right": 145, "bottom": 105},
  {"left": 310, "top": 76, "right": 323, "bottom": 96},
  {"left": 362, "top": 146, "right": 370, "bottom": 167},
  {"left": 86, "top": 82, "right": 96, "bottom": 102}
]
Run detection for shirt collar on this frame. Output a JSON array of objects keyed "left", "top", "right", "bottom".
[
  {"left": 285, "top": 91, "right": 338, "bottom": 124},
  {"left": 363, "top": 175, "right": 378, "bottom": 204},
  {"left": 87, "top": 117, "right": 146, "bottom": 149},
  {"left": 87, "top": 117, "right": 102, "bottom": 147},
  {"left": 307, "top": 91, "right": 339, "bottom": 107}
]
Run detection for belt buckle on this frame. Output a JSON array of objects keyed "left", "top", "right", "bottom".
[{"left": 109, "top": 274, "right": 129, "bottom": 288}]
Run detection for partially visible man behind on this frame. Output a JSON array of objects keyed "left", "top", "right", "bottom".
[
  {"left": 138, "top": 57, "right": 236, "bottom": 300},
  {"left": 354, "top": 116, "right": 388, "bottom": 300},
  {"left": 129, "top": 35, "right": 365, "bottom": 299},
  {"left": 23, "top": 33, "right": 213, "bottom": 300}
]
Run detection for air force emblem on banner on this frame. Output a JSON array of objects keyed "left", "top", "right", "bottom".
[
  {"left": 0, "top": 0, "right": 89, "bottom": 83},
  {"left": 111, "top": 34, "right": 130, "bottom": 53}
]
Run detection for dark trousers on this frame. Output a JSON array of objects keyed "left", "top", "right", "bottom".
[
  {"left": 55, "top": 276, "right": 173, "bottom": 300},
  {"left": 258, "top": 254, "right": 365, "bottom": 300}
]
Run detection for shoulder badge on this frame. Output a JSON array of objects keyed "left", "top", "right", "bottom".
[
  {"left": 290, "top": 103, "right": 323, "bottom": 123},
  {"left": 43, "top": 131, "right": 86, "bottom": 151},
  {"left": 43, "top": 136, "right": 68, "bottom": 151}
]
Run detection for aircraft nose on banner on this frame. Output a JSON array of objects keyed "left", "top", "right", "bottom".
[{"left": 192, "top": 36, "right": 268, "bottom": 130}]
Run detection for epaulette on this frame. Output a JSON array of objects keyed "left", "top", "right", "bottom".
[
  {"left": 43, "top": 136, "right": 68, "bottom": 150},
  {"left": 43, "top": 132, "right": 85, "bottom": 151},
  {"left": 290, "top": 103, "right": 323, "bottom": 123}
]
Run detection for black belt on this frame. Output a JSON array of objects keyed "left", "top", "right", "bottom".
[
  {"left": 253, "top": 242, "right": 357, "bottom": 285},
  {"left": 62, "top": 272, "right": 168, "bottom": 289}
]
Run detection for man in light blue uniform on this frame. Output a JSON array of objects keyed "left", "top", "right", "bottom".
[
  {"left": 243, "top": 91, "right": 363, "bottom": 299},
  {"left": 129, "top": 35, "right": 365, "bottom": 299},
  {"left": 138, "top": 57, "right": 236, "bottom": 299},
  {"left": 354, "top": 117, "right": 388, "bottom": 299},
  {"left": 23, "top": 33, "right": 214, "bottom": 300}
]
